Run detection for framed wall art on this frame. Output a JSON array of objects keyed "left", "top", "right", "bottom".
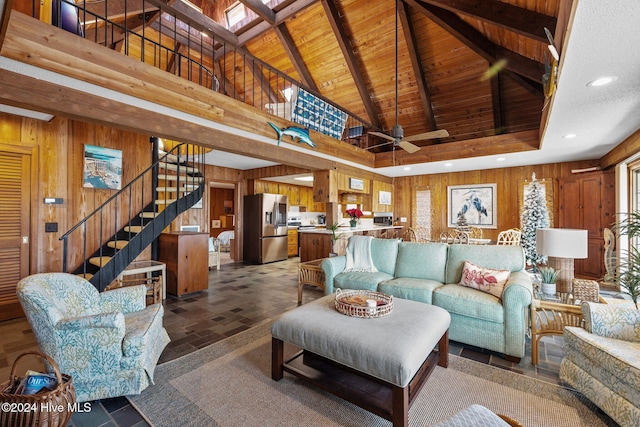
[
  {"left": 378, "top": 190, "right": 392, "bottom": 205},
  {"left": 83, "top": 144, "right": 122, "bottom": 190},
  {"left": 447, "top": 184, "right": 497, "bottom": 228},
  {"left": 349, "top": 178, "right": 364, "bottom": 190}
]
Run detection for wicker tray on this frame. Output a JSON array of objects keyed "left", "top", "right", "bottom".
[{"left": 334, "top": 288, "right": 393, "bottom": 318}]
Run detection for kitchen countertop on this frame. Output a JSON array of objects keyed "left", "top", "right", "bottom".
[{"left": 297, "top": 225, "right": 403, "bottom": 234}]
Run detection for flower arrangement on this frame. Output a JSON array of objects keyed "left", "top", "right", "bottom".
[{"left": 345, "top": 208, "right": 363, "bottom": 221}]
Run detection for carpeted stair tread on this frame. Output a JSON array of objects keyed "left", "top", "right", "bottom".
[
  {"left": 89, "top": 256, "right": 111, "bottom": 267},
  {"left": 139, "top": 212, "right": 159, "bottom": 219},
  {"left": 107, "top": 240, "right": 129, "bottom": 249}
]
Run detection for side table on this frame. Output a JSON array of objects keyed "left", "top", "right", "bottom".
[
  {"left": 116, "top": 260, "right": 166, "bottom": 303},
  {"left": 298, "top": 259, "right": 326, "bottom": 303},
  {"left": 530, "top": 293, "right": 607, "bottom": 365}
]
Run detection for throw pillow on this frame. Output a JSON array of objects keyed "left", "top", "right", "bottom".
[{"left": 459, "top": 261, "right": 511, "bottom": 299}]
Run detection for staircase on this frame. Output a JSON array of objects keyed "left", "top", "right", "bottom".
[{"left": 60, "top": 140, "right": 207, "bottom": 291}]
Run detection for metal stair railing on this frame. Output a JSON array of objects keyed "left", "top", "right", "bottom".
[{"left": 59, "top": 142, "right": 207, "bottom": 291}]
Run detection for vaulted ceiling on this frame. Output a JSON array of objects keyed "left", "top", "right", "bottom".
[{"left": 192, "top": 0, "right": 554, "bottom": 150}]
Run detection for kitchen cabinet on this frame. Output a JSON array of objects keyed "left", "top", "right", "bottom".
[
  {"left": 287, "top": 228, "right": 299, "bottom": 257},
  {"left": 372, "top": 180, "right": 393, "bottom": 213},
  {"left": 299, "top": 232, "right": 333, "bottom": 262},
  {"left": 558, "top": 170, "right": 615, "bottom": 280},
  {"left": 159, "top": 232, "right": 209, "bottom": 296}
]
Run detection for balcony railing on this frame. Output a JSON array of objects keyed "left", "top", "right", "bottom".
[{"left": 24, "top": 0, "right": 374, "bottom": 146}]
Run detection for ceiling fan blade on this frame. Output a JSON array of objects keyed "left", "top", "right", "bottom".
[
  {"left": 397, "top": 140, "right": 420, "bottom": 154},
  {"left": 368, "top": 131, "right": 396, "bottom": 142},
  {"left": 403, "top": 129, "right": 449, "bottom": 142},
  {"left": 364, "top": 140, "right": 394, "bottom": 150}
]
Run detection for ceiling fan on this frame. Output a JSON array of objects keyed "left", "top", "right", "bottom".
[{"left": 366, "top": 0, "right": 448, "bottom": 154}]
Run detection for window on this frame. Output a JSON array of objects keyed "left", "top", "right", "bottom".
[{"left": 226, "top": 3, "right": 246, "bottom": 27}]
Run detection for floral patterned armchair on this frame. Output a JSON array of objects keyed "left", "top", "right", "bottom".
[
  {"left": 560, "top": 302, "right": 640, "bottom": 427},
  {"left": 17, "top": 273, "right": 170, "bottom": 402}
]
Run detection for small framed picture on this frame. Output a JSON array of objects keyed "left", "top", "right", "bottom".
[
  {"left": 379, "top": 190, "right": 391, "bottom": 205},
  {"left": 349, "top": 178, "right": 364, "bottom": 190},
  {"left": 212, "top": 220, "right": 221, "bottom": 228}
]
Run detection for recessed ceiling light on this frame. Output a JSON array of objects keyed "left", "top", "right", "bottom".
[
  {"left": 403, "top": 167, "right": 411, "bottom": 171},
  {"left": 587, "top": 76, "right": 617, "bottom": 87},
  {"left": 496, "top": 157, "right": 506, "bottom": 162},
  {"left": 294, "top": 176, "right": 314, "bottom": 182},
  {"left": 444, "top": 162, "right": 453, "bottom": 167},
  {"left": 563, "top": 133, "right": 577, "bottom": 139}
]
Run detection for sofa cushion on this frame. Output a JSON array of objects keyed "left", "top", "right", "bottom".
[
  {"left": 394, "top": 242, "right": 448, "bottom": 282},
  {"left": 459, "top": 261, "right": 511, "bottom": 300},
  {"left": 445, "top": 245, "right": 525, "bottom": 284},
  {"left": 433, "top": 284, "right": 504, "bottom": 323},
  {"left": 334, "top": 271, "right": 394, "bottom": 291},
  {"left": 371, "top": 238, "right": 401, "bottom": 275},
  {"left": 378, "top": 278, "right": 443, "bottom": 304}
]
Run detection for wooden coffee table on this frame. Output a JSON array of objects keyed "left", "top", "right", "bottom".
[{"left": 271, "top": 294, "right": 451, "bottom": 427}]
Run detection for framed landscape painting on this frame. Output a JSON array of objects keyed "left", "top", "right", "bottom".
[
  {"left": 447, "top": 184, "right": 497, "bottom": 228},
  {"left": 83, "top": 145, "right": 122, "bottom": 190}
]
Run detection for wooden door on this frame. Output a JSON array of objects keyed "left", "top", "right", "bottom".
[{"left": 0, "top": 149, "right": 31, "bottom": 321}]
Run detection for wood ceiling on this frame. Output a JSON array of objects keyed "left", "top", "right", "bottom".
[
  {"left": 6, "top": 0, "right": 564, "bottom": 168},
  {"left": 200, "top": 0, "right": 557, "bottom": 151}
]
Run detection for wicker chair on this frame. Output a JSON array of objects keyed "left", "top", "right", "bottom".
[
  {"left": 497, "top": 228, "right": 521, "bottom": 245},
  {"left": 440, "top": 229, "right": 470, "bottom": 244},
  {"left": 468, "top": 226, "right": 483, "bottom": 239},
  {"left": 407, "top": 226, "right": 430, "bottom": 242}
]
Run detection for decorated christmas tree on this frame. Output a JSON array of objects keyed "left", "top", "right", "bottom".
[{"left": 520, "top": 173, "right": 550, "bottom": 268}]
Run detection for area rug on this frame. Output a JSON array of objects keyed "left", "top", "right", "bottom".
[{"left": 129, "top": 321, "right": 614, "bottom": 427}]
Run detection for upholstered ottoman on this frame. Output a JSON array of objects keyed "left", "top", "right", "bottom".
[{"left": 271, "top": 294, "right": 451, "bottom": 427}]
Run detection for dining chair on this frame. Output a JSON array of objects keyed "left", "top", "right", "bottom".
[{"left": 497, "top": 228, "right": 521, "bottom": 245}]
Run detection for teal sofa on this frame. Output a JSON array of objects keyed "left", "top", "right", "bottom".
[{"left": 320, "top": 239, "right": 533, "bottom": 361}]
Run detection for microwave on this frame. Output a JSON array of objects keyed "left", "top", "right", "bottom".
[{"left": 373, "top": 215, "right": 393, "bottom": 226}]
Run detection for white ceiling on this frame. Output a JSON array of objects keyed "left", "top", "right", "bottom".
[{"left": 204, "top": 0, "right": 640, "bottom": 180}]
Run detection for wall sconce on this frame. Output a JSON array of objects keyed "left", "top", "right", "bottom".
[{"left": 536, "top": 228, "right": 588, "bottom": 294}]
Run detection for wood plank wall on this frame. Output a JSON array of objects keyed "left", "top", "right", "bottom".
[
  {"left": 393, "top": 160, "right": 605, "bottom": 241},
  {"left": 0, "top": 113, "right": 241, "bottom": 274},
  {"left": 1, "top": 111, "right": 630, "bottom": 275}
]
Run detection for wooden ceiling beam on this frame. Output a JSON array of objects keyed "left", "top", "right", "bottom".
[
  {"left": 143, "top": 0, "right": 238, "bottom": 45},
  {"left": 406, "top": 0, "right": 544, "bottom": 93},
  {"left": 413, "top": 0, "right": 556, "bottom": 43},
  {"left": 239, "top": 0, "right": 276, "bottom": 24},
  {"left": 274, "top": 23, "right": 318, "bottom": 92},
  {"left": 237, "top": 0, "right": 319, "bottom": 46},
  {"left": 374, "top": 130, "right": 539, "bottom": 167},
  {"left": 398, "top": 1, "right": 437, "bottom": 132},
  {"left": 321, "top": 0, "right": 382, "bottom": 129}
]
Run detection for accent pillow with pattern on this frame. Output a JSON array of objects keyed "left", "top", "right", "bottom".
[{"left": 459, "top": 261, "right": 511, "bottom": 299}]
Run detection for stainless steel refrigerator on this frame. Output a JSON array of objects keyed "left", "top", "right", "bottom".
[{"left": 243, "top": 193, "right": 288, "bottom": 264}]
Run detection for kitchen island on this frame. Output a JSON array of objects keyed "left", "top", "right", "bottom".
[{"left": 298, "top": 225, "right": 404, "bottom": 262}]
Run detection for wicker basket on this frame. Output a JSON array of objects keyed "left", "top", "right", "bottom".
[
  {"left": 334, "top": 289, "right": 393, "bottom": 318},
  {"left": 0, "top": 352, "right": 76, "bottom": 427}
]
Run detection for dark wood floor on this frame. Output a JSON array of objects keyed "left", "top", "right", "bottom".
[{"left": 0, "top": 253, "right": 567, "bottom": 426}]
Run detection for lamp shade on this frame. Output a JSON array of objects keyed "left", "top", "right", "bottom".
[{"left": 536, "top": 228, "right": 588, "bottom": 259}]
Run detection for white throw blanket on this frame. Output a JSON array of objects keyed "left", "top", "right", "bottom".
[{"left": 344, "top": 235, "right": 378, "bottom": 272}]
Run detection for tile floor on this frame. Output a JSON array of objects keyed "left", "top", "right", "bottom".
[{"left": 1, "top": 252, "right": 569, "bottom": 426}]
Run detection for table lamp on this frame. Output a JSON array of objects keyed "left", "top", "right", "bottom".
[{"left": 536, "top": 228, "right": 588, "bottom": 294}]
